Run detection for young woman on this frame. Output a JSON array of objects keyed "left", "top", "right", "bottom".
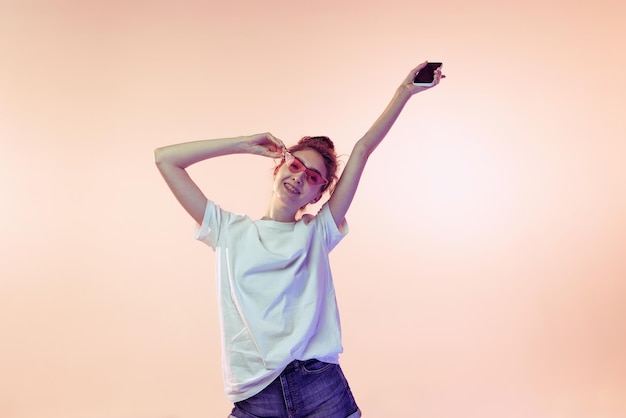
[{"left": 155, "top": 62, "right": 444, "bottom": 418}]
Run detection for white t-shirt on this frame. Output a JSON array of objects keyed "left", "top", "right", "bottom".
[{"left": 195, "top": 200, "right": 349, "bottom": 402}]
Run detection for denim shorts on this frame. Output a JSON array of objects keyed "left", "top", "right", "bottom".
[{"left": 228, "top": 359, "right": 361, "bottom": 418}]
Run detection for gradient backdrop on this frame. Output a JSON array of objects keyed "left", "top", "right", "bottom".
[{"left": 1, "top": 1, "right": 625, "bottom": 417}]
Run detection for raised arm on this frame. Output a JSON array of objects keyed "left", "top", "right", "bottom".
[
  {"left": 154, "top": 133, "right": 285, "bottom": 224},
  {"left": 328, "top": 62, "right": 444, "bottom": 226}
]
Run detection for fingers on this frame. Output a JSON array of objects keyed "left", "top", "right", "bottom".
[
  {"left": 267, "top": 133, "right": 286, "bottom": 155},
  {"left": 261, "top": 133, "right": 286, "bottom": 158},
  {"left": 433, "top": 67, "right": 445, "bottom": 85}
]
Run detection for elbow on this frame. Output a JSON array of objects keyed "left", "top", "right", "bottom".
[
  {"left": 154, "top": 147, "right": 174, "bottom": 173},
  {"left": 153, "top": 146, "right": 167, "bottom": 166},
  {"left": 154, "top": 146, "right": 188, "bottom": 172},
  {"left": 352, "top": 141, "right": 373, "bottom": 161}
]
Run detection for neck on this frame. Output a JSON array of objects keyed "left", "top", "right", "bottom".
[
  {"left": 263, "top": 206, "right": 298, "bottom": 222},
  {"left": 264, "top": 198, "right": 300, "bottom": 222}
]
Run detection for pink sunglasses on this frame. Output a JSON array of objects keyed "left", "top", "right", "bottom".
[{"left": 283, "top": 151, "right": 328, "bottom": 186}]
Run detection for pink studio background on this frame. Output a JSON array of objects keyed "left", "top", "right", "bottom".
[{"left": 1, "top": 1, "right": 625, "bottom": 417}]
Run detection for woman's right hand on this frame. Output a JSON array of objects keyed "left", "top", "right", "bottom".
[{"left": 246, "top": 132, "right": 286, "bottom": 158}]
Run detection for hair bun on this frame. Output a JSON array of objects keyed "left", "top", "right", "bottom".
[{"left": 299, "top": 135, "right": 335, "bottom": 151}]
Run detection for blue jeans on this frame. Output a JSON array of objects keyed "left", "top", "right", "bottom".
[{"left": 229, "top": 359, "right": 361, "bottom": 418}]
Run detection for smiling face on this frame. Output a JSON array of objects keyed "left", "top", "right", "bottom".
[{"left": 272, "top": 148, "right": 328, "bottom": 210}]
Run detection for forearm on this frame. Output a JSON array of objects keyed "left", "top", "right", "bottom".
[
  {"left": 154, "top": 135, "right": 257, "bottom": 169},
  {"left": 354, "top": 85, "right": 412, "bottom": 158}
]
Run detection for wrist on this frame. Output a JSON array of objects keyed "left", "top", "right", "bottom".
[
  {"left": 239, "top": 133, "right": 271, "bottom": 155},
  {"left": 395, "top": 84, "right": 413, "bottom": 101},
  {"left": 237, "top": 134, "right": 262, "bottom": 150}
]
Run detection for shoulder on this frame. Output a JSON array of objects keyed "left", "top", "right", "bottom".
[
  {"left": 202, "top": 200, "right": 254, "bottom": 234},
  {"left": 299, "top": 203, "right": 348, "bottom": 236}
]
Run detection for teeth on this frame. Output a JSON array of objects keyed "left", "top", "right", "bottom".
[{"left": 284, "top": 183, "right": 300, "bottom": 194}]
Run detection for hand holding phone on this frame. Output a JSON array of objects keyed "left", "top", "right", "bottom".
[{"left": 413, "top": 62, "right": 443, "bottom": 86}]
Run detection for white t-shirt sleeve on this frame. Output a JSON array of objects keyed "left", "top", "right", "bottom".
[
  {"left": 194, "top": 200, "right": 228, "bottom": 248},
  {"left": 317, "top": 202, "right": 349, "bottom": 251}
]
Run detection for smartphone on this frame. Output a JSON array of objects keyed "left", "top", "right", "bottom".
[{"left": 413, "top": 62, "right": 443, "bottom": 86}]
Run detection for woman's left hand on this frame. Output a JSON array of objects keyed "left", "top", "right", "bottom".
[{"left": 402, "top": 61, "right": 445, "bottom": 95}]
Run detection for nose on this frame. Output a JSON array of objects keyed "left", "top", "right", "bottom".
[{"left": 292, "top": 171, "right": 305, "bottom": 185}]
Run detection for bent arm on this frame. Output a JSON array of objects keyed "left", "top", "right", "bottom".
[
  {"left": 155, "top": 133, "right": 284, "bottom": 224},
  {"left": 328, "top": 62, "right": 443, "bottom": 226}
]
